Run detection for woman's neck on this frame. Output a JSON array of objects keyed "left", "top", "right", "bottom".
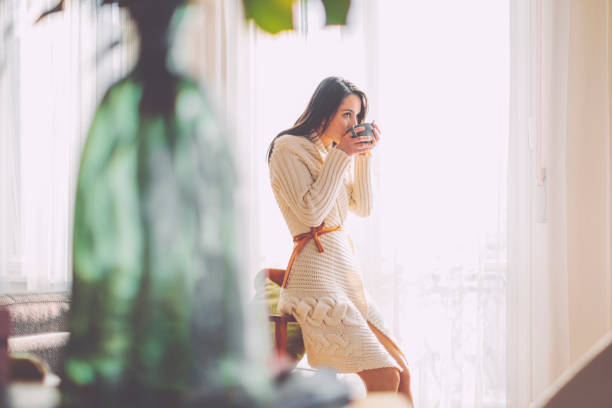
[{"left": 319, "top": 133, "right": 335, "bottom": 148}]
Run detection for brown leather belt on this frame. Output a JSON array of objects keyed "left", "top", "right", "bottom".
[{"left": 281, "top": 221, "right": 342, "bottom": 288}]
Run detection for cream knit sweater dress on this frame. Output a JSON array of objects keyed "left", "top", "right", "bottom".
[{"left": 269, "top": 134, "right": 401, "bottom": 373}]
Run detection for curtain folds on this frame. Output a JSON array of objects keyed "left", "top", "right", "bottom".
[
  {"left": 0, "top": 0, "right": 136, "bottom": 292},
  {"left": 509, "top": 0, "right": 612, "bottom": 406}
]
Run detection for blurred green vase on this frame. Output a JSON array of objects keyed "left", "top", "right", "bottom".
[
  {"left": 63, "top": 72, "right": 256, "bottom": 407},
  {"left": 61, "top": 2, "right": 260, "bottom": 405}
]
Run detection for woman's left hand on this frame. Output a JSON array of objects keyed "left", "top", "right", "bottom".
[
  {"left": 371, "top": 120, "right": 381, "bottom": 145},
  {"left": 359, "top": 120, "right": 381, "bottom": 156}
]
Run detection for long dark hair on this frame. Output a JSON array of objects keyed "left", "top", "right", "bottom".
[{"left": 267, "top": 76, "right": 368, "bottom": 162}]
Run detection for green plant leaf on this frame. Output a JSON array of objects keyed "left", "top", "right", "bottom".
[
  {"left": 322, "top": 0, "right": 351, "bottom": 25},
  {"left": 243, "top": 0, "right": 294, "bottom": 34}
]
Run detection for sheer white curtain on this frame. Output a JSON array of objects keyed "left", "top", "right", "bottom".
[
  {"left": 0, "top": 0, "right": 136, "bottom": 292},
  {"left": 230, "top": 1, "right": 509, "bottom": 406},
  {"left": 371, "top": 3, "right": 508, "bottom": 407},
  {"left": 509, "top": 1, "right": 612, "bottom": 406}
]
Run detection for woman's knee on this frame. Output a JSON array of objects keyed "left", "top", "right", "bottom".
[
  {"left": 385, "top": 368, "right": 401, "bottom": 390},
  {"left": 359, "top": 367, "right": 400, "bottom": 392}
]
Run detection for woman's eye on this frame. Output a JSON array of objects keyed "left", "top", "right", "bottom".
[{"left": 343, "top": 112, "right": 351, "bottom": 118}]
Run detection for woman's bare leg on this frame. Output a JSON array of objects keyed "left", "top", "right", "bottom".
[
  {"left": 367, "top": 322, "right": 415, "bottom": 405},
  {"left": 357, "top": 367, "right": 400, "bottom": 393}
]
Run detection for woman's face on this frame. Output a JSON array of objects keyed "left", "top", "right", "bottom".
[{"left": 323, "top": 93, "right": 362, "bottom": 143}]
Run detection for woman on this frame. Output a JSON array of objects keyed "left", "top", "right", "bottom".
[{"left": 268, "top": 76, "right": 414, "bottom": 402}]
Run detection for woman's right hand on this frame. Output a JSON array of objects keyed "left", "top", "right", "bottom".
[{"left": 335, "top": 126, "right": 374, "bottom": 156}]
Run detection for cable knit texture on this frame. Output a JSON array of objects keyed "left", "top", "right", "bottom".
[{"left": 269, "top": 134, "right": 400, "bottom": 373}]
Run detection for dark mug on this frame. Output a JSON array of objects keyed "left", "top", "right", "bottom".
[{"left": 348, "top": 122, "right": 374, "bottom": 144}]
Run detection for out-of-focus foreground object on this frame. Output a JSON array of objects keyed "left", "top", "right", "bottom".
[
  {"left": 242, "top": 0, "right": 351, "bottom": 33},
  {"left": 61, "top": 1, "right": 263, "bottom": 407}
]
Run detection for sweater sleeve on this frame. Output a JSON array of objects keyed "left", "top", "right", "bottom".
[
  {"left": 348, "top": 153, "right": 373, "bottom": 217},
  {"left": 270, "top": 145, "right": 351, "bottom": 227}
]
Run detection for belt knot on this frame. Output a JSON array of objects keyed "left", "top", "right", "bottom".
[
  {"left": 282, "top": 221, "right": 342, "bottom": 288},
  {"left": 294, "top": 221, "right": 330, "bottom": 253}
]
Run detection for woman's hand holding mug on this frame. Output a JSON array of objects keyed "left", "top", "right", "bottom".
[{"left": 336, "top": 120, "right": 381, "bottom": 156}]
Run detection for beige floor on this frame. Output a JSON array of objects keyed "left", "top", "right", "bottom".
[{"left": 348, "top": 393, "right": 413, "bottom": 408}]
